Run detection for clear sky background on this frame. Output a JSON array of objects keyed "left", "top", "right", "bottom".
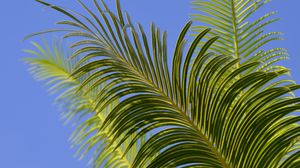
[{"left": 0, "top": 0, "right": 299, "bottom": 167}]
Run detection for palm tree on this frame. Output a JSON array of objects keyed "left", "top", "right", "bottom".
[{"left": 25, "top": 0, "right": 300, "bottom": 167}]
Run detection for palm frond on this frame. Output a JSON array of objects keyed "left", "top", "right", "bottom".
[
  {"left": 29, "top": 0, "right": 300, "bottom": 167},
  {"left": 192, "top": 0, "right": 288, "bottom": 73},
  {"left": 24, "top": 41, "right": 149, "bottom": 168}
]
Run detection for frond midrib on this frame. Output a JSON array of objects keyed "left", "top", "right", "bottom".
[
  {"left": 112, "top": 50, "right": 230, "bottom": 168},
  {"left": 230, "top": 0, "right": 240, "bottom": 61}
]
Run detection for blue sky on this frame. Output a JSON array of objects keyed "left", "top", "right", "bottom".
[{"left": 0, "top": 0, "right": 299, "bottom": 167}]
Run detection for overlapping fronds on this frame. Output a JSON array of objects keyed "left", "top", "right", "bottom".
[
  {"left": 25, "top": 0, "right": 300, "bottom": 167},
  {"left": 22, "top": 0, "right": 300, "bottom": 168},
  {"left": 192, "top": 0, "right": 288, "bottom": 73},
  {"left": 24, "top": 41, "right": 148, "bottom": 168}
]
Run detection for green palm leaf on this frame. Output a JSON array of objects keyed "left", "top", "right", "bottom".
[
  {"left": 192, "top": 0, "right": 288, "bottom": 73},
  {"left": 25, "top": 0, "right": 300, "bottom": 167},
  {"left": 24, "top": 41, "right": 148, "bottom": 168}
]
